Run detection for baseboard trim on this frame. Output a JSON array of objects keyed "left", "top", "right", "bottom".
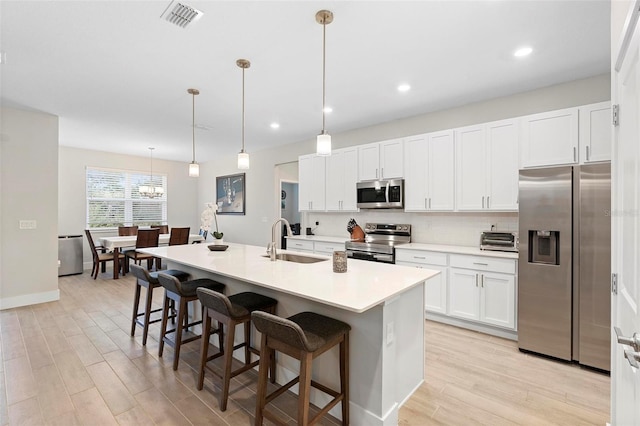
[
  {"left": 426, "top": 312, "right": 518, "bottom": 340},
  {"left": 0, "top": 289, "right": 60, "bottom": 310}
]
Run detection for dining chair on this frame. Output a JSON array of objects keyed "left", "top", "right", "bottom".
[
  {"left": 154, "top": 224, "right": 169, "bottom": 234},
  {"left": 85, "top": 229, "right": 125, "bottom": 279},
  {"left": 118, "top": 225, "right": 139, "bottom": 236},
  {"left": 169, "top": 227, "right": 190, "bottom": 245},
  {"left": 124, "top": 228, "right": 160, "bottom": 272}
]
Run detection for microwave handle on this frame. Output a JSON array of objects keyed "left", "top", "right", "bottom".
[{"left": 385, "top": 181, "right": 390, "bottom": 203}]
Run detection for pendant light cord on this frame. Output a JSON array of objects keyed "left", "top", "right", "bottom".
[
  {"left": 242, "top": 66, "right": 245, "bottom": 153},
  {"left": 322, "top": 18, "right": 326, "bottom": 134},
  {"left": 192, "top": 92, "right": 196, "bottom": 162}
]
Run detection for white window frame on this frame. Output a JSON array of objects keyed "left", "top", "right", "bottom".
[{"left": 86, "top": 166, "right": 167, "bottom": 229}]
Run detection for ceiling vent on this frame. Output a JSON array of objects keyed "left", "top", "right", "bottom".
[{"left": 160, "top": 1, "right": 203, "bottom": 28}]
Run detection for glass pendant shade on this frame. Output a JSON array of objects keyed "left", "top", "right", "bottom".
[
  {"left": 317, "top": 133, "right": 332, "bottom": 156},
  {"left": 189, "top": 162, "right": 199, "bottom": 177},
  {"left": 237, "top": 151, "right": 250, "bottom": 169}
]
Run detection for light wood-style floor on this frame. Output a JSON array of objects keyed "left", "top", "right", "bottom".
[{"left": 1, "top": 269, "right": 610, "bottom": 425}]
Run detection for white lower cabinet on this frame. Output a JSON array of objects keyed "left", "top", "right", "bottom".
[
  {"left": 396, "top": 250, "right": 448, "bottom": 315},
  {"left": 448, "top": 254, "right": 516, "bottom": 330},
  {"left": 286, "top": 239, "right": 314, "bottom": 253},
  {"left": 313, "top": 241, "right": 346, "bottom": 255}
]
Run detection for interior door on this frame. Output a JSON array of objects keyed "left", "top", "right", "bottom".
[{"left": 612, "top": 2, "right": 640, "bottom": 423}]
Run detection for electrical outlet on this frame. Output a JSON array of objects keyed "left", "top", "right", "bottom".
[
  {"left": 315, "top": 221, "right": 319, "bottom": 226},
  {"left": 19, "top": 220, "right": 37, "bottom": 229},
  {"left": 386, "top": 321, "right": 395, "bottom": 345}
]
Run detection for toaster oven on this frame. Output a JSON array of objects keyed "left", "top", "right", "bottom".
[{"left": 480, "top": 231, "right": 518, "bottom": 252}]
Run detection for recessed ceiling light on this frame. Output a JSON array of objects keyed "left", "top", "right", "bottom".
[
  {"left": 398, "top": 84, "right": 411, "bottom": 92},
  {"left": 514, "top": 46, "right": 533, "bottom": 57},
  {"left": 270, "top": 122, "right": 280, "bottom": 129},
  {"left": 323, "top": 106, "right": 333, "bottom": 113}
]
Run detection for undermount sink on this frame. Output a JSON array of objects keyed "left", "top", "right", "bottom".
[{"left": 261, "top": 253, "right": 328, "bottom": 264}]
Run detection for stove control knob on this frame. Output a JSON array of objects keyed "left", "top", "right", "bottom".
[{"left": 402, "top": 226, "right": 408, "bottom": 231}]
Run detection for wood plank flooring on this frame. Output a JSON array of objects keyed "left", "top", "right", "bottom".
[{"left": 1, "top": 269, "right": 610, "bottom": 425}]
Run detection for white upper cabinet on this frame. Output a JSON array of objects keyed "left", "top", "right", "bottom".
[
  {"left": 404, "top": 131, "right": 454, "bottom": 211},
  {"left": 521, "top": 107, "right": 579, "bottom": 168},
  {"left": 455, "top": 125, "right": 487, "bottom": 210},
  {"left": 456, "top": 120, "right": 519, "bottom": 211},
  {"left": 486, "top": 119, "right": 519, "bottom": 211},
  {"left": 358, "top": 138, "right": 404, "bottom": 181},
  {"left": 579, "top": 101, "right": 611, "bottom": 164},
  {"left": 325, "top": 147, "right": 358, "bottom": 211},
  {"left": 298, "top": 154, "right": 326, "bottom": 212}
]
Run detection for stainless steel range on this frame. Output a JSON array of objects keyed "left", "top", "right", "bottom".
[{"left": 345, "top": 223, "right": 411, "bottom": 264}]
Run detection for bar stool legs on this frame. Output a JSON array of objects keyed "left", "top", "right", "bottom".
[
  {"left": 196, "top": 289, "right": 278, "bottom": 412},
  {"left": 252, "top": 311, "right": 351, "bottom": 426}
]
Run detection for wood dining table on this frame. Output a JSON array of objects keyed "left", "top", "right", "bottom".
[{"left": 98, "top": 233, "right": 205, "bottom": 279}]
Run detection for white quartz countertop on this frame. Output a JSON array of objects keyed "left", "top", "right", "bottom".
[
  {"left": 286, "top": 235, "right": 349, "bottom": 244},
  {"left": 396, "top": 243, "right": 519, "bottom": 259},
  {"left": 139, "top": 243, "right": 438, "bottom": 313}
]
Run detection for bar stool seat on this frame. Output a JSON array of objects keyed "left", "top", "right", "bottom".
[
  {"left": 196, "top": 289, "right": 278, "bottom": 411},
  {"left": 252, "top": 311, "right": 350, "bottom": 426},
  {"left": 129, "top": 264, "right": 190, "bottom": 345},
  {"left": 157, "top": 273, "right": 225, "bottom": 370}
]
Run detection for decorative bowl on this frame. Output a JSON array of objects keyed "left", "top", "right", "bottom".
[{"left": 208, "top": 244, "right": 228, "bottom": 251}]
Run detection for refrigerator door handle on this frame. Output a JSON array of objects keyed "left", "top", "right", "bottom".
[
  {"left": 614, "top": 326, "right": 640, "bottom": 351},
  {"left": 624, "top": 349, "right": 640, "bottom": 368}
]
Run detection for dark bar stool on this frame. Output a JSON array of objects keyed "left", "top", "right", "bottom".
[
  {"left": 129, "top": 264, "right": 190, "bottom": 345},
  {"left": 196, "top": 288, "right": 278, "bottom": 411},
  {"left": 157, "top": 273, "right": 225, "bottom": 370},
  {"left": 252, "top": 311, "right": 351, "bottom": 426}
]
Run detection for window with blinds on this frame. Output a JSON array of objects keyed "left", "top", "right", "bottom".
[{"left": 86, "top": 167, "right": 167, "bottom": 229}]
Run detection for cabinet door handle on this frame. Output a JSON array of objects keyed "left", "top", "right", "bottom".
[
  {"left": 381, "top": 167, "right": 384, "bottom": 179},
  {"left": 475, "top": 274, "right": 479, "bottom": 287},
  {"left": 586, "top": 146, "right": 590, "bottom": 161},
  {"left": 473, "top": 262, "right": 488, "bottom": 266},
  {"left": 425, "top": 198, "right": 428, "bottom": 209},
  {"left": 487, "top": 196, "right": 490, "bottom": 209},
  {"left": 376, "top": 169, "right": 379, "bottom": 179},
  {"left": 429, "top": 198, "right": 432, "bottom": 209},
  {"left": 482, "top": 196, "right": 485, "bottom": 209},
  {"left": 413, "top": 256, "right": 426, "bottom": 260},
  {"left": 573, "top": 147, "right": 577, "bottom": 162},
  {"left": 481, "top": 274, "right": 484, "bottom": 288}
]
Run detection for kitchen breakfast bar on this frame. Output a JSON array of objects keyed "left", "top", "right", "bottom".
[{"left": 139, "top": 242, "right": 439, "bottom": 425}]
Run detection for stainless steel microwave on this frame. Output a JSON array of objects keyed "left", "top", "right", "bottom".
[{"left": 356, "top": 179, "right": 404, "bottom": 209}]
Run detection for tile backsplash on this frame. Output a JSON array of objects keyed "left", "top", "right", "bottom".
[{"left": 304, "top": 211, "right": 518, "bottom": 247}]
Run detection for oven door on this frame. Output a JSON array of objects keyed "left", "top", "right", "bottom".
[
  {"left": 356, "top": 179, "right": 403, "bottom": 209},
  {"left": 345, "top": 249, "right": 395, "bottom": 264}
]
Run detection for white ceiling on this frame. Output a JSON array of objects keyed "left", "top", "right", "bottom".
[{"left": 0, "top": 1, "right": 610, "bottom": 163}]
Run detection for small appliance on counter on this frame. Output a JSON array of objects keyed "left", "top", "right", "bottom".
[{"left": 479, "top": 231, "right": 518, "bottom": 252}]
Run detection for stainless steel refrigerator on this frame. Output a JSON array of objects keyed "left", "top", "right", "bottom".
[{"left": 518, "top": 163, "right": 611, "bottom": 371}]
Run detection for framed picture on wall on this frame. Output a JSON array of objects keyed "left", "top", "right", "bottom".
[{"left": 216, "top": 173, "right": 245, "bottom": 215}]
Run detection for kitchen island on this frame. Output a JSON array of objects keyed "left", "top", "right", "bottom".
[{"left": 139, "top": 242, "right": 439, "bottom": 425}]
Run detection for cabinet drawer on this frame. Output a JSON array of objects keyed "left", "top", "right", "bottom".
[
  {"left": 314, "top": 241, "right": 345, "bottom": 254},
  {"left": 396, "top": 250, "right": 448, "bottom": 266},
  {"left": 287, "top": 239, "right": 314, "bottom": 252},
  {"left": 449, "top": 254, "right": 515, "bottom": 274}
]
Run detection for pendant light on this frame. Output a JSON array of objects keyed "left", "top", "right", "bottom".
[
  {"left": 139, "top": 147, "right": 164, "bottom": 198},
  {"left": 237, "top": 59, "right": 250, "bottom": 169},
  {"left": 316, "top": 9, "right": 333, "bottom": 156},
  {"left": 188, "top": 88, "right": 200, "bottom": 177}
]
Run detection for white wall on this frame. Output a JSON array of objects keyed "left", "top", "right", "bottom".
[
  {"left": 201, "top": 73, "right": 611, "bottom": 247},
  {"left": 1, "top": 107, "right": 60, "bottom": 309},
  {"left": 58, "top": 146, "right": 199, "bottom": 266}
]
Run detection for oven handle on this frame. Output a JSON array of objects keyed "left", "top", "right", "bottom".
[{"left": 346, "top": 250, "right": 394, "bottom": 263}]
